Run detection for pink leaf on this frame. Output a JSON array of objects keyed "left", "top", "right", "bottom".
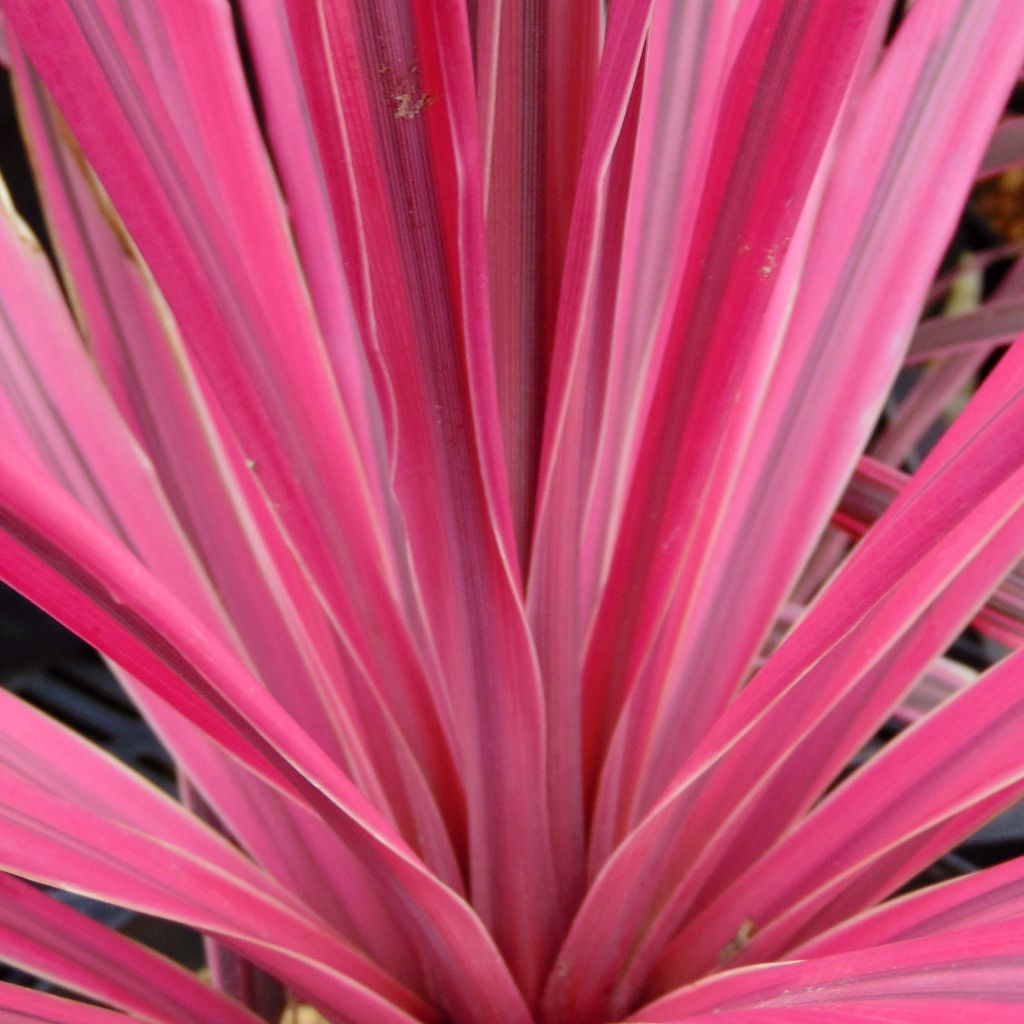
[
  {"left": 0, "top": 450, "right": 530, "bottom": 1024},
  {"left": 527, "top": 0, "right": 653, "bottom": 904},
  {"left": 546, "top": 327, "right": 1024, "bottom": 1024},
  {"left": 908, "top": 296, "right": 1024, "bottom": 364},
  {"left": 2, "top": 1, "right": 441, "bottom": 787},
  {"left": 649, "top": 634, "right": 1024, "bottom": 987},
  {"left": 579, "top": 0, "right": 885, "bottom": 859},
  {"left": 274, "top": 0, "right": 559, "bottom": 993},
  {"left": 0, "top": 761, "right": 433, "bottom": 1023},
  {"left": 0, "top": 873, "right": 262, "bottom": 1024},
  {"left": 794, "top": 854, "right": 1024, "bottom": 958},
  {"left": 0, "top": 984, "right": 140, "bottom": 1023},
  {"left": 586, "top": 0, "right": 1023, "bottom": 857},
  {"left": 8, "top": 46, "right": 461, "bottom": 888},
  {"left": 475, "top": 0, "right": 601, "bottom": 557},
  {"left": 633, "top": 920, "right": 1024, "bottom": 1020}
]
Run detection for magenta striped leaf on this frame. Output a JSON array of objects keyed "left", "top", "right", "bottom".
[
  {"left": 634, "top": 921, "right": 1024, "bottom": 1020},
  {"left": 543, "top": 330, "right": 1024, "bottom": 1023},
  {"left": 585, "top": 0, "right": 1024, "bottom": 860},
  {"left": 908, "top": 296, "right": 1024, "bottom": 363},
  {"left": 265, "top": 0, "right": 559, "bottom": 995},
  {"left": 0, "top": 984, "right": 144, "bottom": 1023},
  {"left": 0, "top": 874, "right": 262, "bottom": 1024},
  {"left": 793, "top": 854, "right": 1024, "bottom": 958}
]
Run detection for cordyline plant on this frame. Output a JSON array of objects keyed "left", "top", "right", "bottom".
[{"left": 2, "top": 0, "right": 1024, "bottom": 1022}]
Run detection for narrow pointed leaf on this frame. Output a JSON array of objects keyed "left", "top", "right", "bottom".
[
  {"left": 274, "top": 0, "right": 559, "bottom": 992},
  {"left": 0, "top": 873, "right": 262, "bottom": 1024},
  {"left": 0, "top": 984, "right": 142, "bottom": 1024},
  {"left": 908, "top": 296, "right": 1024, "bottom": 363},
  {"left": 794, "top": 855, "right": 1024, "bottom": 958},
  {"left": 0, "top": 449, "right": 531, "bottom": 1024},
  {"left": 634, "top": 921, "right": 1024, "bottom": 1020}
]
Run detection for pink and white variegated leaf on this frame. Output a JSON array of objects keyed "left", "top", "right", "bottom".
[
  {"left": 633, "top": 920, "right": 1024, "bottom": 1021},
  {"left": 793, "top": 854, "right": 1024, "bottom": 958},
  {"left": 0, "top": 683, "right": 320, "bottom": 903},
  {"left": 835, "top": 459, "right": 1024, "bottom": 646},
  {"left": 527, "top": 0, "right": 757, "bottom": 899},
  {"left": 230, "top": 2, "right": 388, "bottom": 486},
  {"left": 474, "top": 0, "right": 602, "bottom": 558},
  {"left": 0, "top": 873, "right": 263, "bottom": 1024},
  {"left": 0, "top": 446, "right": 532, "bottom": 1024},
  {"left": 1, "top": 1, "right": 441, "bottom": 788},
  {"left": 0, "top": 675, "right": 433, "bottom": 1021},
  {"left": 584, "top": 0, "right": 1024, "bottom": 857},
  {"left": 0, "top": 657, "right": 421, "bottom": 990},
  {"left": 0, "top": 774, "right": 435, "bottom": 1024},
  {"left": 6, "top": 48, "right": 463, "bottom": 906},
  {"left": 526, "top": 0, "right": 653, "bottom": 902},
  {"left": 11, "top": 37, "right": 453, "bottom": 996},
  {"left": 0, "top": 77, "right": 524, "bottom": 1015},
  {"left": 259, "top": 0, "right": 559, "bottom": 995},
  {"left": 161, "top": 732, "right": 428, "bottom": 990},
  {"left": 649, "top": 634, "right": 1024, "bottom": 987},
  {"left": 570, "top": 0, "right": 743, "bottom": 619},
  {"left": 577, "top": 0, "right": 884, "bottom": 854},
  {"left": 543, "top": 328, "right": 1024, "bottom": 1021},
  {"left": 1, "top": 0, "right": 1024, "bottom": 1022},
  {"left": 0, "top": 983, "right": 145, "bottom": 1024}
]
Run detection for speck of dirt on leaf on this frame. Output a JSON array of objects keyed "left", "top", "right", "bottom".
[
  {"left": 393, "top": 91, "right": 431, "bottom": 120},
  {"left": 718, "top": 917, "right": 756, "bottom": 964},
  {"left": 758, "top": 246, "right": 779, "bottom": 277}
]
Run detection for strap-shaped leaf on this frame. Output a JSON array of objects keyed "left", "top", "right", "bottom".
[
  {"left": 634, "top": 920, "right": 1024, "bottom": 1020},
  {"left": 0, "top": 874, "right": 262, "bottom": 1024},
  {"left": 546, "top": 328, "right": 1024, "bottom": 1024},
  {"left": 6, "top": 52, "right": 462, "bottom": 898},
  {"left": 0, "top": 983, "right": 141, "bottom": 1024},
  {"left": 271, "top": 0, "right": 559, "bottom": 993},
  {"left": 586, "top": 0, "right": 1023, "bottom": 856},
  {"left": 794, "top": 854, "right": 1024, "bottom": 958},
  {"left": 3, "top": 0, "right": 439, "bottom": 796},
  {"left": 0, "top": 447, "right": 529, "bottom": 1024},
  {"left": 579, "top": 0, "right": 882, "bottom": 858}
]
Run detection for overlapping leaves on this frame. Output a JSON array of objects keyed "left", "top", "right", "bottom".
[{"left": 0, "top": 2, "right": 1023, "bottom": 1023}]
